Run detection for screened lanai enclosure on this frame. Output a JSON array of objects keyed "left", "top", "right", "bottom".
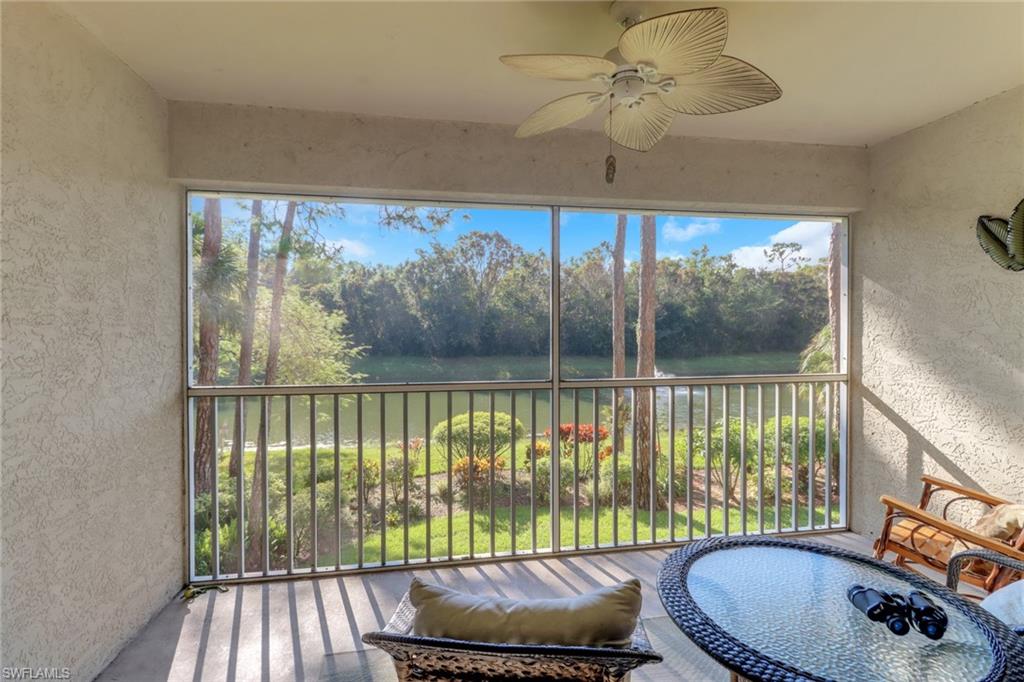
[{"left": 187, "top": 192, "right": 849, "bottom": 582}]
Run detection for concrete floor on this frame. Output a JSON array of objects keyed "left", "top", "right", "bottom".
[{"left": 98, "top": 532, "right": 880, "bottom": 681}]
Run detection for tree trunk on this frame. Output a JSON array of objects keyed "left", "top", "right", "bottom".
[
  {"left": 634, "top": 215, "right": 656, "bottom": 511},
  {"left": 230, "top": 200, "right": 263, "bottom": 478},
  {"left": 827, "top": 222, "right": 842, "bottom": 429},
  {"left": 827, "top": 222, "right": 841, "bottom": 374},
  {"left": 264, "top": 201, "right": 296, "bottom": 387},
  {"left": 194, "top": 198, "right": 223, "bottom": 495},
  {"left": 246, "top": 200, "right": 296, "bottom": 570},
  {"left": 612, "top": 215, "right": 628, "bottom": 454}
]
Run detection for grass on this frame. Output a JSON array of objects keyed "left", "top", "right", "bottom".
[{"left": 211, "top": 501, "right": 841, "bottom": 572}]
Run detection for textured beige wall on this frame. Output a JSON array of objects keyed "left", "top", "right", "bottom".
[
  {"left": 1, "top": 4, "right": 182, "bottom": 679},
  {"left": 850, "top": 87, "right": 1024, "bottom": 537},
  {"left": 169, "top": 100, "right": 869, "bottom": 215}
]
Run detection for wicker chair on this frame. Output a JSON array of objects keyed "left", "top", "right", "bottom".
[
  {"left": 874, "top": 475, "right": 1024, "bottom": 593},
  {"left": 361, "top": 592, "right": 663, "bottom": 681},
  {"left": 947, "top": 549, "right": 1024, "bottom": 635}
]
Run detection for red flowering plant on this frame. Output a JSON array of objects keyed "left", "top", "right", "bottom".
[
  {"left": 538, "top": 423, "right": 611, "bottom": 482},
  {"left": 543, "top": 423, "right": 610, "bottom": 458}
]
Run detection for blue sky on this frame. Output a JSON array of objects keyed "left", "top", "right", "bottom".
[{"left": 195, "top": 195, "right": 835, "bottom": 270}]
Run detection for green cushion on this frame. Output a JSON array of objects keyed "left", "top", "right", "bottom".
[{"left": 408, "top": 577, "right": 643, "bottom": 648}]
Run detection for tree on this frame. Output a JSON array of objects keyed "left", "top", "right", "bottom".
[
  {"left": 827, "top": 223, "right": 842, "bottom": 374},
  {"left": 764, "top": 242, "right": 809, "bottom": 271},
  {"left": 246, "top": 200, "right": 295, "bottom": 569},
  {"left": 230, "top": 199, "right": 263, "bottom": 477},
  {"left": 612, "top": 215, "right": 628, "bottom": 453},
  {"left": 194, "top": 198, "right": 224, "bottom": 494},
  {"left": 634, "top": 214, "right": 657, "bottom": 508}
]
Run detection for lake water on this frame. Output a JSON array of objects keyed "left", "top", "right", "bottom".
[{"left": 203, "top": 353, "right": 831, "bottom": 448}]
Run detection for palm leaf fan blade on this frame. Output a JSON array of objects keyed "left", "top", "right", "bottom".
[
  {"left": 604, "top": 97, "right": 675, "bottom": 152},
  {"left": 617, "top": 7, "right": 728, "bottom": 76},
  {"left": 515, "top": 92, "right": 604, "bottom": 138},
  {"left": 499, "top": 54, "right": 617, "bottom": 81},
  {"left": 976, "top": 216, "right": 1024, "bottom": 271},
  {"left": 660, "top": 56, "right": 781, "bottom": 115},
  {"left": 1008, "top": 198, "right": 1024, "bottom": 262}
]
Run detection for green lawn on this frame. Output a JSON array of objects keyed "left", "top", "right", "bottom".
[{"left": 222, "top": 503, "right": 840, "bottom": 571}]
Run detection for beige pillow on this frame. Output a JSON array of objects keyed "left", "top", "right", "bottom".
[
  {"left": 972, "top": 503, "right": 1024, "bottom": 541},
  {"left": 408, "top": 577, "right": 642, "bottom": 648}
]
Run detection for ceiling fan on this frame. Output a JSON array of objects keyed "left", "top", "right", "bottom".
[{"left": 499, "top": 6, "right": 781, "bottom": 155}]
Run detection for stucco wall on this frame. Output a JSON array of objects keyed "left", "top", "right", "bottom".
[
  {"left": 169, "top": 100, "right": 869, "bottom": 215},
  {"left": 1, "top": 4, "right": 182, "bottom": 679},
  {"left": 850, "top": 86, "right": 1024, "bottom": 537}
]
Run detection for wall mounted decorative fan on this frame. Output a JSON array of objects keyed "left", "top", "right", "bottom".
[
  {"left": 500, "top": 6, "right": 781, "bottom": 168},
  {"left": 976, "top": 198, "right": 1024, "bottom": 271}
]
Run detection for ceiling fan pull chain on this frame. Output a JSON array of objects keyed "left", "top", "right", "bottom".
[{"left": 605, "top": 95, "right": 617, "bottom": 184}]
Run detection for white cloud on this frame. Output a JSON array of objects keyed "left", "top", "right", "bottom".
[
  {"left": 663, "top": 217, "right": 721, "bottom": 243},
  {"left": 331, "top": 238, "right": 374, "bottom": 259},
  {"left": 730, "top": 221, "right": 835, "bottom": 270}
]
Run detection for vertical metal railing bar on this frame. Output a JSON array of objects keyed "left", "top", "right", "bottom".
[
  {"left": 722, "top": 386, "right": 730, "bottom": 537},
  {"left": 686, "top": 388, "right": 694, "bottom": 542},
  {"left": 839, "top": 381, "right": 849, "bottom": 527},
  {"left": 334, "top": 395, "right": 341, "bottom": 571},
  {"left": 703, "top": 385, "right": 711, "bottom": 538},
  {"left": 669, "top": 387, "right": 676, "bottom": 542},
  {"left": 402, "top": 392, "right": 410, "bottom": 564},
  {"left": 573, "top": 389, "right": 580, "bottom": 550},
  {"left": 649, "top": 386, "right": 656, "bottom": 544},
  {"left": 468, "top": 393, "right": 475, "bottom": 559},
  {"left": 530, "top": 390, "right": 537, "bottom": 554},
  {"left": 425, "top": 394, "right": 432, "bottom": 562},
  {"left": 790, "top": 384, "right": 798, "bottom": 532},
  {"left": 510, "top": 391, "right": 517, "bottom": 556},
  {"left": 447, "top": 391, "right": 454, "bottom": 561},
  {"left": 356, "top": 394, "right": 364, "bottom": 569},
  {"left": 825, "top": 382, "right": 833, "bottom": 529},
  {"left": 549, "top": 206, "right": 561, "bottom": 553},
  {"left": 379, "top": 395, "right": 387, "bottom": 566},
  {"left": 612, "top": 388, "right": 620, "bottom": 547},
  {"left": 489, "top": 391, "right": 496, "bottom": 557},
  {"left": 236, "top": 397, "right": 246, "bottom": 576},
  {"left": 309, "top": 395, "right": 317, "bottom": 572},
  {"left": 286, "top": 395, "right": 294, "bottom": 574},
  {"left": 261, "top": 396, "right": 270, "bottom": 575},
  {"left": 739, "top": 386, "right": 747, "bottom": 535},
  {"left": 773, "top": 384, "right": 782, "bottom": 534},
  {"left": 757, "top": 385, "right": 765, "bottom": 536},
  {"left": 591, "top": 388, "right": 599, "bottom": 548},
  {"left": 187, "top": 399, "right": 197, "bottom": 580},
  {"left": 211, "top": 398, "right": 220, "bottom": 579},
  {"left": 808, "top": 383, "right": 816, "bottom": 530},
  {"left": 631, "top": 388, "right": 638, "bottom": 545}
]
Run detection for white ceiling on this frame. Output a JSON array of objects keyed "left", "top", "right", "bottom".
[{"left": 64, "top": 1, "right": 1024, "bottom": 146}]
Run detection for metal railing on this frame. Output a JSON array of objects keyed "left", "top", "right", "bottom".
[{"left": 187, "top": 374, "right": 847, "bottom": 582}]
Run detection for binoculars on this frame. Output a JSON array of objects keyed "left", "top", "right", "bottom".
[{"left": 847, "top": 585, "right": 948, "bottom": 640}]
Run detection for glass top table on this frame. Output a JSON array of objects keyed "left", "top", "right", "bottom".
[{"left": 657, "top": 537, "right": 1024, "bottom": 682}]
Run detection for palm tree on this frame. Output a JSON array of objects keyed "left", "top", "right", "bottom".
[
  {"left": 612, "top": 215, "right": 627, "bottom": 453},
  {"left": 634, "top": 214, "right": 656, "bottom": 510},
  {"left": 230, "top": 199, "right": 263, "bottom": 478},
  {"left": 193, "top": 198, "right": 225, "bottom": 494},
  {"left": 246, "top": 200, "right": 296, "bottom": 569}
]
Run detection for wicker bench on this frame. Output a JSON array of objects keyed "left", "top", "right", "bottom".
[{"left": 362, "top": 592, "right": 663, "bottom": 681}]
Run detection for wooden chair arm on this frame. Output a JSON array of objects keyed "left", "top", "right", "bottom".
[
  {"left": 879, "top": 495, "right": 1024, "bottom": 562},
  {"left": 920, "top": 475, "right": 1010, "bottom": 508}
]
